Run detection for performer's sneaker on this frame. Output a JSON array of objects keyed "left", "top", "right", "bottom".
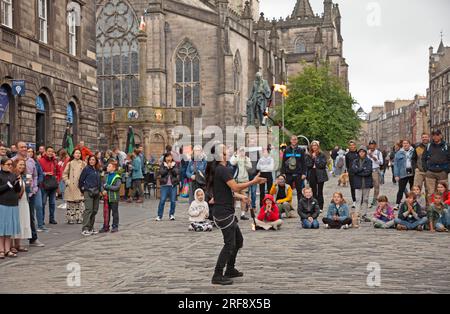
[
  {"left": 240, "top": 215, "right": 249, "bottom": 221},
  {"left": 224, "top": 268, "right": 244, "bottom": 278},
  {"left": 211, "top": 275, "right": 233, "bottom": 285}
]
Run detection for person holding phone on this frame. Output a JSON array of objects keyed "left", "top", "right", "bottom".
[{"left": 393, "top": 140, "right": 416, "bottom": 210}]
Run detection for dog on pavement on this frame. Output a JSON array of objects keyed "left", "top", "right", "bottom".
[{"left": 338, "top": 172, "right": 349, "bottom": 187}]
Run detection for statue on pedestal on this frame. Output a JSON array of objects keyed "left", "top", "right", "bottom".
[{"left": 247, "top": 72, "right": 271, "bottom": 126}]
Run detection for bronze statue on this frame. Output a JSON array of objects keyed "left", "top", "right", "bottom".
[{"left": 247, "top": 72, "right": 271, "bottom": 126}]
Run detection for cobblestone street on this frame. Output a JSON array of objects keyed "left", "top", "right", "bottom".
[{"left": 1, "top": 171, "right": 449, "bottom": 294}]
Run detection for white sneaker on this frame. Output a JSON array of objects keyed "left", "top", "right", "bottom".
[
  {"left": 324, "top": 224, "right": 329, "bottom": 229},
  {"left": 155, "top": 217, "right": 162, "bottom": 221},
  {"left": 341, "top": 224, "right": 349, "bottom": 230},
  {"left": 351, "top": 202, "right": 356, "bottom": 209},
  {"left": 58, "top": 203, "right": 67, "bottom": 209},
  {"left": 90, "top": 229, "right": 99, "bottom": 235},
  {"left": 169, "top": 215, "right": 175, "bottom": 221},
  {"left": 81, "top": 230, "right": 91, "bottom": 236}
]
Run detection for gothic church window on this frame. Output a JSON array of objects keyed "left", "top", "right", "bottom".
[
  {"left": 97, "top": 0, "right": 139, "bottom": 109},
  {"left": 175, "top": 41, "right": 200, "bottom": 107},
  {"left": 233, "top": 52, "right": 242, "bottom": 117},
  {"left": 294, "top": 38, "right": 306, "bottom": 53}
]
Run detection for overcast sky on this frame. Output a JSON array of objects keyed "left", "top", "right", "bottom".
[{"left": 260, "top": 0, "right": 450, "bottom": 112}]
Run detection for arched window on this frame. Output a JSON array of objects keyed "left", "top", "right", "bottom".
[
  {"left": 0, "top": 85, "right": 13, "bottom": 145},
  {"left": 233, "top": 52, "right": 242, "bottom": 118},
  {"left": 175, "top": 41, "right": 200, "bottom": 107},
  {"left": 67, "top": 101, "right": 78, "bottom": 142},
  {"left": 294, "top": 38, "right": 306, "bottom": 53},
  {"left": 96, "top": 0, "right": 139, "bottom": 109},
  {"left": 36, "top": 94, "right": 48, "bottom": 148}
]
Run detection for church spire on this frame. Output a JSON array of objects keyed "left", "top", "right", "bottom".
[
  {"left": 291, "top": 0, "right": 314, "bottom": 19},
  {"left": 437, "top": 31, "right": 445, "bottom": 54}
]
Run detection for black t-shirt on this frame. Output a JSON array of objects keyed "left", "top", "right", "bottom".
[
  {"left": 276, "top": 185, "right": 286, "bottom": 201},
  {"left": 213, "top": 164, "right": 234, "bottom": 217}
]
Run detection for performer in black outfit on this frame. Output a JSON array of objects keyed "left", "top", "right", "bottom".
[{"left": 207, "top": 144, "right": 266, "bottom": 285}]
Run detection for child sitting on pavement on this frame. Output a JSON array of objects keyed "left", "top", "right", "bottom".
[
  {"left": 255, "top": 194, "right": 283, "bottom": 231},
  {"left": 395, "top": 192, "right": 428, "bottom": 231},
  {"left": 412, "top": 185, "right": 427, "bottom": 210},
  {"left": 322, "top": 192, "right": 352, "bottom": 229},
  {"left": 370, "top": 195, "right": 395, "bottom": 229},
  {"left": 188, "top": 189, "right": 213, "bottom": 232},
  {"left": 297, "top": 187, "right": 320, "bottom": 229},
  {"left": 428, "top": 193, "right": 449, "bottom": 232}
]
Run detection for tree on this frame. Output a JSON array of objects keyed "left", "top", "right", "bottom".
[{"left": 277, "top": 63, "right": 360, "bottom": 150}]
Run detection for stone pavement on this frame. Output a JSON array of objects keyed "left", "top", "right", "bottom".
[{"left": 0, "top": 170, "right": 449, "bottom": 293}]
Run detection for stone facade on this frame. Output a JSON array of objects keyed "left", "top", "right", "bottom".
[
  {"left": 429, "top": 39, "right": 450, "bottom": 139},
  {"left": 0, "top": 0, "right": 98, "bottom": 149},
  {"left": 255, "top": 0, "right": 349, "bottom": 90},
  {"left": 367, "top": 96, "right": 429, "bottom": 151},
  {"left": 96, "top": 0, "right": 348, "bottom": 157}
]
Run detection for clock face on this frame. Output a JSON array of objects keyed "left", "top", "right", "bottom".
[{"left": 128, "top": 110, "right": 139, "bottom": 120}]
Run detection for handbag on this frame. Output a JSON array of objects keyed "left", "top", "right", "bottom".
[
  {"left": 43, "top": 160, "right": 58, "bottom": 191},
  {"left": 180, "top": 179, "right": 189, "bottom": 198},
  {"left": 194, "top": 162, "right": 206, "bottom": 186}
]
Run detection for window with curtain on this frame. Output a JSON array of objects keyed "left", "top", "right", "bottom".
[
  {"left": 175, "top": 41, "right": 200, "bottom": 107},
  {"left": 96, "top": 0, "right": 139, "bottom": 109},
  {"left": 1, "top": 0, "right": 12, "bottom": 28},
  {"left": 38, "top": 0, "right": 48, "bottom": 43}
]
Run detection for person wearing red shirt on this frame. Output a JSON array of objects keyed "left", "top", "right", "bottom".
[
  {"left": 57, "top": 149, "right": 70, "bottom": 200},
  {"left": 75, "top": 141, "right": 93, "bottom": 162},
  {"left": 429, "top": 182, "right": 450, "bottom": 205},
  {"left": 255, "top": 194, "right": 283, "bottom": 230},
  {"left": 38, "top": 146, "right": 61, "bottom": 224}
]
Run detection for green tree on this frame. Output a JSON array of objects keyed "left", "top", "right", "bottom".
[{"left": 277, "top": 63, "right": 360, "bottom": 150}]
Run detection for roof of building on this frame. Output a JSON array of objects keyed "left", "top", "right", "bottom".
[{"left": 291, "top": 0, "right": 315, "bottom": 19}]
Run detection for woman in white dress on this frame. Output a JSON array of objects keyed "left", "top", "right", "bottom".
[{"left": 11, "top": 159, "right": 32, "bottom": 253}]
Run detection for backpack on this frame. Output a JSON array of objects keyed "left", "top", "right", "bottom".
[
  {"left": 336, "top": 156, "right": 344, "bottom": 168},
  {"left": 287, "top": 156, "right": 297, "bottom": 171}
]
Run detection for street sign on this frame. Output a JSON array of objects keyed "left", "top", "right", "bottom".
[{"left": 12, "top": 80, "right": 26, "bottom": 96}]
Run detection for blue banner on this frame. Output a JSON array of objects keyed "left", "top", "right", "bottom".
[
  {"left": 12, "top": 80, "right": 26, "bottom": 96},
  {"left": 0, "top": 87, "right": 9, "bottom": 122}
]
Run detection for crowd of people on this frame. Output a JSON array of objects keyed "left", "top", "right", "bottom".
[{"left": 1, "top": 131, "right": 449, "bottom": 284}]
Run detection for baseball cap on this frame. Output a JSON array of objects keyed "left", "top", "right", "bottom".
[{"left": 432, "top": 129, "right": 442, "bottom": 136}]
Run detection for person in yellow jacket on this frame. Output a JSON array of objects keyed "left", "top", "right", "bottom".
[{"left": 269, "top": 174, "right": 294, "bottom": 218}]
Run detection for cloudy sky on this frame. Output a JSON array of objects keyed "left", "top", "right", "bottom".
[{"left": 260, "top": 0, "right": 450, "bottom": 112}]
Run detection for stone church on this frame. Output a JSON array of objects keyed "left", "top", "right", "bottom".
[{"left": 96, "top": 0, "right": 348, "bottom": 157}]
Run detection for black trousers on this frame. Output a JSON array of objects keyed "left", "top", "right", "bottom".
[
  {"left": 215, "top": 216, "right": 243, "bottom": 274},
  {"left": 108, "top": 202, "right": 119, "bottom": 229},
  {"left": 391, "top": 166, "right": 396, "bottom": 184},
  {"left": 286, "top": 173, "right": 304, "bottom": 202},
  {"left": 322, "top": 217, "right": 353, "bottom": 229},
  {"left": 259, "top": 172, "right": 273, "bottom": 206},
  {"left": 396, "top": 175, "right": 414, "bottom": 204},
  {"left": 308, "top": 169, "right": 325, "bottom": 209},
  {"left": 28, "top": 195, "right": 38, "bottom": 243},
  {"left": 349, "top": 174, "right": 356, "bottom": 203}
]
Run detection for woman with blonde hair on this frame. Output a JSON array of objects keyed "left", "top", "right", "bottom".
[{"left": 305, "top": 141, "right": 329, "bottom": 211}]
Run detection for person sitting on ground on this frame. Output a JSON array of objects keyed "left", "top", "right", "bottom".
[
  {"left": 395, "top": 192, "right": 428, "bottom": 231},
  {"left": 370, "top": 195, "right": 395, "bottom": 229},
  {"left": 297, "top": 187, "right": 320, "bottom": 229},
  {"left": 255, "top": 194, "right": 283, "bottom": 231},
  {"left": 269, "top": 175, "right": 294, "bottom": 218},
  {"left": 188, "top": 188, "right": 213, "bottom": 232},
  {"left": 428, "top": 193, "right": 449, "bottom": 232},
  {"left": 429, "top": 182, "right": 450, "bottom": 205},
  {"left": 322, "top": 192, "right": 352, "bottom": 229},
  {"left": 412, "top": 185, "right": 427, "bottom": 210}
]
